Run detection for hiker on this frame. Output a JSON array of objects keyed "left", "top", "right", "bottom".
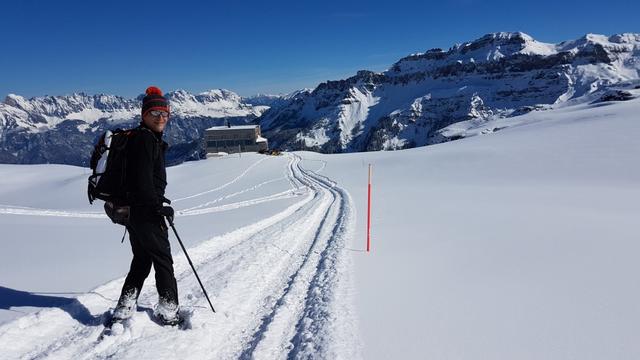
[{"left": 112, "top": 86, "right": 180, "bottom": 325}]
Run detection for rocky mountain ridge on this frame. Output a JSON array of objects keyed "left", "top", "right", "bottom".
[{"left": 258, "top": 32, "right": 640, "bottom": 152}]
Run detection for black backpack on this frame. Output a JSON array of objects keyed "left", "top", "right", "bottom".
[{"left": 88, "top": 128, "right": 139, "bottom": 225}]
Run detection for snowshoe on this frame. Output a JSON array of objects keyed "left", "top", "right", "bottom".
[
  {"left": 98, "top": 312, "right": 132, "bottom": 340},
  {"left": 154, "top": 299, "right": 181, "bottom": 326},
  {"left": 158, "top": 313, "right": 184, "bottom": 327}
]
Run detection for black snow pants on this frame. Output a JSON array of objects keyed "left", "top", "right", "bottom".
[{"left": 119, "top": 214, "right": 178, "bottom": 305}]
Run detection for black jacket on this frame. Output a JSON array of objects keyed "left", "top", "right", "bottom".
[{"left": 125, "top": 124, "right": 169, "bottom": 221}]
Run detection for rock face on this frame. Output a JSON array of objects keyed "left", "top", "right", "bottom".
[
  {"left": 0, "top": 90, "right": 269, "bottom": 166},
  {"left": 258, "top": 32, "right": 640, "bottom": 152}
]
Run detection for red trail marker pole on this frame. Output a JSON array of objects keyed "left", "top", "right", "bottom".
[{"left": 367, "top": 164, "right": 372, "bottom": 252}]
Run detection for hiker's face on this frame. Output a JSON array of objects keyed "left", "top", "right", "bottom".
[{"left": 143, "top": 110, "right": 169, "bottom": 132}]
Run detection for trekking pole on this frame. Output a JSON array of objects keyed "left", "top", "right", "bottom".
[{"left": 166, "top": 217, "right": 216, "bottom": 314}]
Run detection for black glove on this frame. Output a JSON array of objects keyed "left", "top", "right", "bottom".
[{"left": 157, "top": 205, "right": 175, "bottom": 224}]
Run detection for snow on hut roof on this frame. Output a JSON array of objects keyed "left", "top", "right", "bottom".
[{"left": 206, "top": 125, "right": 259, "bottom": 131}]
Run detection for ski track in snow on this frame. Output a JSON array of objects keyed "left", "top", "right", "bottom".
[
  {"left": 0, "top": 158, "right": 294, "bottom": 219},
  {"left": 0, "top": 153, "right": 360, "bottom": 360},
  {"left": 172, "top": 157, "right": 270, "bottom": 202},
  {"left": 179, "top": 176, "right": 290, "bottom": 212},
  {"left": 0, "top": 205, "right": 105, "bottom": 218}
]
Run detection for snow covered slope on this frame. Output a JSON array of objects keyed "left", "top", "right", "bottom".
[
  {"left": 259, "top": 32, "right": 640, "bottom": 153},
  {"left": 1, "top": 93, "right": 639, "bottom": 359}
]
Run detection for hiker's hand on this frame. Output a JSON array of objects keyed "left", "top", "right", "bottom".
[{"left": 158, "top": 205, "right": 174, "bottom": 224}]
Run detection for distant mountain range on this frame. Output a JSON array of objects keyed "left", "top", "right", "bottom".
[
  {"left": 259, "top": 32, "right": 640, "bottom": 152},
  {"left": 0, "top": 89, "right": 268, "bottom": 165},
  {"left": 1, "top": 32, "right": 638, "bottom": 165}
]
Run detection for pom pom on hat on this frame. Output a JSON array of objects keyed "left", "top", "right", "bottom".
[{"left": 145, "top": 86, "right": 163, "bottom": 96}]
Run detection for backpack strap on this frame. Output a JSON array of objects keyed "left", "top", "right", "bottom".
[{"left": 135, "top": 126, "right": 163, "bottom": 160}]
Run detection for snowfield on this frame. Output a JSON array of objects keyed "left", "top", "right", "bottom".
[{"left": 1, "top": 93, "right": 639, "bottom": 359}]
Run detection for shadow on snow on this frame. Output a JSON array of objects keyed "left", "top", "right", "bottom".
[{"left": 0, "top": 286, "right": 105, "bottom": 326}]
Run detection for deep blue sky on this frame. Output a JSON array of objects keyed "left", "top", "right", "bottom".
[{"left": 1, "top": 0, "right": 638, "bottom": 99}]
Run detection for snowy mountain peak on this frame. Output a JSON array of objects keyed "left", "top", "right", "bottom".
[
  {"left": 556, "top": 32, "right": 640, "bottom": 56},
  {"left": 609, "top": 33, "right": 640, "bottom": 44},
  {"left": 168, "top": 89, "right": 191, "bottom": 97},
  {"left": 583, "top": 33, "right": 610, "bottom": 43},
  {"left": 163, "top": 88, "right": 265, "bottom": 119},
  {"left": 455, "top": 31, "right": 535, "bottom": 53},
  {"left": 3, "top": 94, "right": 31, "bottom": 111},
  {"left": 166, "top": 89, "right": 198, "bottom": 103},
  {"left": 166, "top": 89, "right": 247, "bottom": 108},
  {"left": 197, "top": 89, "right": 242, "bottom": 102},
  {"left": 389, "top": 31, "right": 562, "bottom": 75}
]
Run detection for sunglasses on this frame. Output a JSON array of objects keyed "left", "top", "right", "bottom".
[{"left": 149, "top": 110, "right": 169, "bottom": 118}]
